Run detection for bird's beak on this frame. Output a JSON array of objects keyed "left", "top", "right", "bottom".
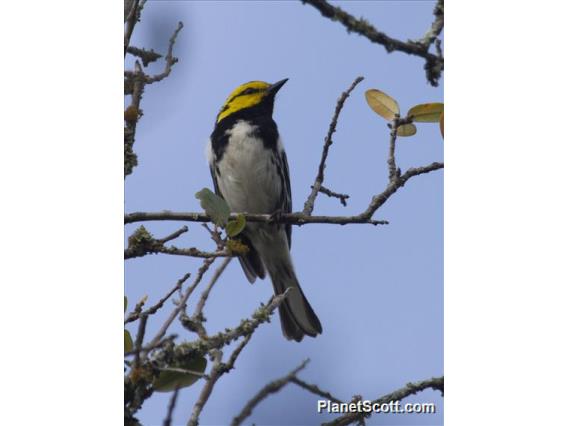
[{"left": 267, "top": 78, "right": 288, "bottom": 96}]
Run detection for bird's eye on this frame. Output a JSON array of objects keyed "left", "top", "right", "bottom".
[{"left": 241, "top": 88, "right": 256, "bottom": 95}]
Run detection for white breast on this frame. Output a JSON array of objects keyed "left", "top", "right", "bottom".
[{"left": 207, "top": 120, "right": 283, "bottom": 214}]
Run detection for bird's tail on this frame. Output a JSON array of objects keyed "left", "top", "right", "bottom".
[{"left": 261, "top": 238, "right": 322, "bottom": 342}]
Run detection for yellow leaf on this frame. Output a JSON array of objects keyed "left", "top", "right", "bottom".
[
  {"left": 124, "top": 330, "right": 133, "bottom": 353},
  {"left": 226, "top": 214, "right": 246, "bottom": 237},
  {"left": 365, "top": 89, "right": 400, "bottom": 121},
  {"left": 396, "top": 123, "right": 417, "bottom": 137},
  {"left": 154, "top": 356, "right": 208, "bottom": 392},
  {"left": 407, "top": 103, "right": 444, "bottom": 122},
  {"left": 440, "top": 111, "right": 444, "bottom": 138}
]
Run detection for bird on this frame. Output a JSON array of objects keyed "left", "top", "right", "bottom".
[{"left": 206, "top": 79, "right": 322, "bottom": 341}]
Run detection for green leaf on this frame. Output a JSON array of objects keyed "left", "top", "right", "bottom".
[
  {"left": 365, "top": 89, "right": 400, "bottom": 121},
  {"left": 195, "top": 188, "right": 231, "bottom": 226},
  {"left": 154, "top": 356, "right": 208, "bottom": 392},
  {"left": 396, "top": 123, "right": 417, "bottom": 137},
  {"left": 226, "top": 214, "right": 246, "bottom": 237},
  {"left": 407, "top": 103, "right": 444, "bottom": 123},
  {"left": 124, "top": 296, "right": 127, "bottom": 313},
  {"left": 124, "top": 330, "right": 133, "bottom": 353}
]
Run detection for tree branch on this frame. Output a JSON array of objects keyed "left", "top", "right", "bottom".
[
  {"left": 301, "top": 0, "right": 443, "bottom": 86},
  {"left": 290, "top": 377, "right": 343, "bottom": 405},
  {"left": 303, "top": 76, "right": 364, "bottom": 215},
  {"left": 167, "top": 290, "right": 291, "bottom": 360},
  {"left": 125, "top": 273, "right": 191, "bottom": 324},
  {"left": 323, "top": 376, "right": 444, "bottom": 426},
  {"left": 316, "top": 185, "right": 350, "bottom": 207},
  {"left": 162, "top": 388, "right": 180, "bottom": 426},
  {"left": 148, "top": 259, "right": 215, "bottom": 350},
  {"left": 125, "top": 211, "right": 388, "bottom": 226},
  {"left": 231, "top": 359, "right": 310, "bottom": 426},
  {"left": 188, "top": 333, "right": 255, "bottom": 425}
]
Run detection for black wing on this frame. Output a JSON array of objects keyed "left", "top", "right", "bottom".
[
  {"left": 209, "top": 151, "right": 265, "bottom": 282},
  {"left": 280, "top": 149, "right": 293, "bottom": 248}
]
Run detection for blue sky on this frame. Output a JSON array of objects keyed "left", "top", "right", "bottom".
[{"left": 125, "top": 1, "right": 443, "bottom": 425}]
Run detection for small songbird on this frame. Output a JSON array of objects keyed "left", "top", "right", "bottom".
[{"left": 206, "top": 79, "right": 322, "bottom": 341}]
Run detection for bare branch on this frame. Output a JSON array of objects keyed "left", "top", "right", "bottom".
[
  {"left": 124, "top": 60, "right": 144, "bottom": 176},
  {"left": 124, "top": 0, "right": 140, "bottom": 55},
  {"left": 125, "top": 273, "right": 191, "bottom": 324},
  {"left": 301, "top": 0, "right": 443, "bottom": 86},
  {"left": 316, "top": 185, "right": 350, "bottom": 207},
  {"left": 303, "top": 76, "right": 364, "bottom": 215},
  {"left": 222, "top": 334, "right": 253, "bottom": 374},
  {"left": 231, "top": 359, "right": 310, "bottom": 426},
  {"left": 145, "top": 22, "right": 184, "bottom": 84},
  {"left": 169, "top": 290, "right": 291, "bottom": 359},
  {"left": 148, "top": 259, "right": 215, "bottom": 349},
  {"left": 127, "top": 46, "right": 162, "bottom": 67},
  {"left": 323, "top": 376, "right": 444, "bottom": 426},
  {"left": 124, "top": 334, "right": 176, "bottom": 357},
  {"left": 162, "top": 388, "right": 180, "bottom": 426},
  {"left": 132, "top": 314, "right": 148, "bottom": 370},
  {"left": 125, "top": 211, "right": 388, "bottom": 227},
  {"left": 157, "top": 225, "right": 189, "bottom": 243},
  {"left": 290, "top": 377, "right": 343, "bottom": 405},
  {"left": 124, "top": 225, "right": 231, "bottom": 260},
  {"left": 192, "top": 257, "right": 232, "bottom": 329},
  {"left": 188, "top": 350, "right": 223, "bottom": 426},
  {"left": 188, "top": 334, "right": 254, "bottom": 426},
  {"left": 415, "top": 0, "right": 444, "bottom": 48}
]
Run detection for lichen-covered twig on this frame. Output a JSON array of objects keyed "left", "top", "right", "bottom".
[
  {"left": 323, "top": 376, "right": 444, "bottom": 426},
  {"left": 301, "top": 0, "right": 444, "bottom": 86},
  {"left": 125, "top": 273, "right": 191, "bottom": 324}
]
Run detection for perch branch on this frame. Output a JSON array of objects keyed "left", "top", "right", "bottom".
[{"left": 125, "top": 211, "right": 388, "bottom": 226}]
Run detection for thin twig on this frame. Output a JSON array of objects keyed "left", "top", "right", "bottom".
[
  {"left": 158, "top": 367, "right": 209, "bottom": 379},
  {"left": 316, "top": 185, "right": 350, "bottom": 207},
  {"left": 124, "top": 334, "right": 176, "bottom": 357},
  {"left": 162, "top": 388, "right": 180, "bottom": 426},
  {"left": 193, "top": 257, "right": 232, "bottom": 318},
  {"left": 125, "top": 273, "right": 191, "bottom": 324},
  {"left": 164, "top": 290, "right": 291, "bottom": 361},
  {"left": 137, "top": 245, "right": 231, "bottom": 260},
  {"left": 127, "top": 46, "right": 162, "bottom": 67},
  {"left": 290, "top": 377, "right": 344, "bottom": 405},
  {"left": 158, "top": 225, "right": 189, "bottom": 243},
  {"left": 323, "top": 376, "right": 444, "bottom": 426},
  {"left": 416, "top": 0, "right": 444, "bottom": 48},
  {"left": 231, "top": 359, "right": 310, "bottom": 426},
  {"left": 187, "top": 350, "right": 223, "bottom": 426},
  {"left": 133, "top": 314, "right": 148, "bottom": 370},
  {"left": 145, "top": 22, "right": 184, "bottom": 84},
  {"left": 124, "top": 0, "right": 140, "bottom": 55},
  {"left": 303, "top": 76, "right": 364, "bottom": 215},
  {"left": 222, "top": 334, "right": 253, "bottom": 374},
  {"left": 124, "top": 60, "right": 145, "bottom": 176},
  {"left": 301, "top": 0, "right": 443, "bottom": 86},
  {"left": 148, "top": 259, "right": 215, "bottom": 349}
]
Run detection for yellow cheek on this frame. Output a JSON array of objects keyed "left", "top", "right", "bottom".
[{"left": 217, "top": 93, "right": 265, "bottom": 123}]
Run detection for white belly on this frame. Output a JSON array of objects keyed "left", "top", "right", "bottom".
[{"left": 208, "top": 121, "right": 282, "bottom": 214}]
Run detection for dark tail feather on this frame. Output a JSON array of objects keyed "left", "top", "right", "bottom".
[
  {"left": 269, "top": 262, "right": 322, "bottom": 342},
  {"left": 237, "top": 235, "right": 266, "bottom": 283}
]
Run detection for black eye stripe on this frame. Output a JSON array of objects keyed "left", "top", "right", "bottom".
[{"left": 226, "top": 87, "right": 263, "bottom": 104}]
